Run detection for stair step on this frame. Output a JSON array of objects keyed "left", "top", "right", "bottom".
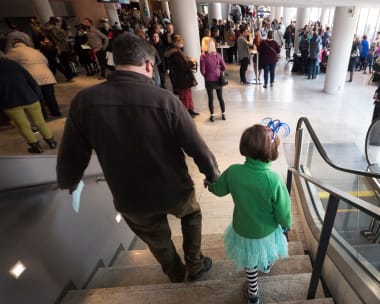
[
  {"left": 63, "top": 273, "right": 327, "bottom": 304},
  {"left": 131, "top": 233, "right": 304, "bottom": 253},
  {"left": 89, "top": 255, "right": 312, "bottom": 289},
  {"left": 114, "top": 241, "right": 305, "bottom": 267},
  {"left": 268, "top": 300, "right": 334, "bottom": 304}
]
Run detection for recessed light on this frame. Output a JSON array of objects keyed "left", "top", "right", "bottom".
[
  {"left": 115, "top": 213, "right": 122, "bottom": 223},
  {"left": 9, "top": 261, "right": 26, "bottom": 279}
]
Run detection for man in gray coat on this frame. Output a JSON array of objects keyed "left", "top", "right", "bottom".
[
  {"left": 57, "top": 32, "right": 219, "bottom": 282},
  {"left": 83, "top": 18, "right": 109, "bottom": 79}
]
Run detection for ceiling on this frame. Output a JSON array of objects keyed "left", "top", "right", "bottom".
[{"left": 197, "top": 0, "right": 380, "bottom": 8}]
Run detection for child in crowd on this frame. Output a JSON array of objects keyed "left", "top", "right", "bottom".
[{"left": 205, "top": 120, "right": 292, "bottom": 304}]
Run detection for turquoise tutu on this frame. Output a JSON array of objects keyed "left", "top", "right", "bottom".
[{"left": 224, "top": 224, "right": 288, "bottom": 271}]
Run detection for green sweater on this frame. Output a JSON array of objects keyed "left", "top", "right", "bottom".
[{"left": 209, "top": 157, "right": 292, "bottom": 239}]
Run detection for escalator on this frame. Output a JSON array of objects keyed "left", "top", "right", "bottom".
[{"left": 287, "top": 117, "right": 380, "bottom": 303}]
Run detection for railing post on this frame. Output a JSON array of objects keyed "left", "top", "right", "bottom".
[
  {"left": 286, "top": 169, "right": 292, "bottom": 194},
  {"left": 294, "top": 128, "right": 303, "bottom": 170},
  {"left": 307, "top": 194, "right": 340, "bottom": 299}
]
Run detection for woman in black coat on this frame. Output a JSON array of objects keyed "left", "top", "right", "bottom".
[{"left": 165, "top": 35, "right": 199, "bottom": 117}]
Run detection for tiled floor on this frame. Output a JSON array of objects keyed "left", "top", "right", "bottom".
[{"left": 0, "top": 58, "right": 378, "bottom": 234}]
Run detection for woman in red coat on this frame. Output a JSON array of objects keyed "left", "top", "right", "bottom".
[{"left": 165, "top": 35, "right": 199, "bottom": 118}]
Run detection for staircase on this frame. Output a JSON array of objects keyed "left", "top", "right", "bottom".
[{"left": 61, "top": 193, "right": 335, "bottom": 304}]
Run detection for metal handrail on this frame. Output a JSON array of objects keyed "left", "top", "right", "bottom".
[
  {"left": 295, "top": 117, "right": 380, "bottom": 178},
  {"left": 288, "top": 117, "right": 380, "bottom": 300},
  {"left": 287, "top": 168, "right": 380, "bottom": 299}
]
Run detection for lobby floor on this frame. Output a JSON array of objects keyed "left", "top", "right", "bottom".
[{"left": 0, "top": 58, "right": 378, "bottom": 234}]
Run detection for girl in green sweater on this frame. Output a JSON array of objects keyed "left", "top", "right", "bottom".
[{"left": 206, "top": 123, "right": 292, "bottom": 304}]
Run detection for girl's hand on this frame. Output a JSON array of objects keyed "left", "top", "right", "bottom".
[{"left": 203, "top": 179, "right": 210, "bottom": 188}]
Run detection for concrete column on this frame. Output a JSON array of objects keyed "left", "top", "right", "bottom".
[
  {"left": 31, "top": 0, "right": 54, "bottom": 24},
  {"left": 294, "top": 7, "right": 310, "bottom": 53},
  {"left": 221, "top": 3, "right": 229, "bottom": 21},
  {"left": 283, "top": 7, "right": 296, "bottom": 26},
  {"left": 161, "top": 1, "right": 171, "bottom": 19},
  {"left": 169, "top": 0, "right": 203, "bottom": 89},
  {"left": 274, "top": 7, "right": 284, "bottom": 21},
  {"left": 139, "top": 0, "right": 151, "bottom": 21},
  {"left": 196, "top": 3, "right": 203, "bottom": 14},
  {"left": 320, "top": 8, "right": 330, "bottom": 27},
  {"left": 324, "top": 7, "right": 359, "bottom": 95},
  {"left": 70, "top": 1, "right": 107, "bottom": 24},
  {"left": 104, "top": 3, "right": 120, "bottom": 26},
  {"left": 208, "top": 2, "right": 222, "bottom": 27}
]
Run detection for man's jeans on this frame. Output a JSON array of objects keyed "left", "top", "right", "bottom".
[{"left": 122, "top": 190, "right": 204, "bottom": 282}]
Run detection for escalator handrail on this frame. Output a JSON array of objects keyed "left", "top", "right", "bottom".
[
  {"left": 296, "top": 117, "right": 380, "bottom": 178},
  {"left": 0, "top": 175, "right": 105, "bottom": 194},
  {"left": 288, "top": 167, "right": 380, "bottom": 220}
]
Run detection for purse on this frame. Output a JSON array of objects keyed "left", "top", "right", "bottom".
[{"left": 218, "top": 71, "right": 228, "bottom": 86}]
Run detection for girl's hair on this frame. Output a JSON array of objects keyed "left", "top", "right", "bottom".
[
  {"left": 201, "top": 36, "right": 216, "bottom": 53},
  {"left": 239, "top": 124, "right": 279, "bottom": 162}
]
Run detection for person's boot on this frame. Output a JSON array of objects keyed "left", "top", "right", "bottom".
[
  {"left": 28, "top": 142, "right": 43, "bottom": 154},
  {"left": 44, "top": 137, "right": 58, "bottom": 149}
]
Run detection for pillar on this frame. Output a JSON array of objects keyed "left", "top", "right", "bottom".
[
  {"left": 139, "top": 0, "right": 151, "bottom": 21},
  {"left": 324, "top": 7, "right": 359, "bottom": 95},
  {"left": 169, "top": 0, "right": 203, "bottom": 89},
  {"left": 294, "top": 7, "right": 310, "bottom": 53},
  {"left": 196, "top": 3, "right": 203, "bottom": 14},
  {"left": 283, "top": 7, "right": 296, "bottom": 26},
  {"left": 208, "top": 2, "right": 222, "bottom": 27},
  {"left": 31, "top": 0, "right": 54, "bottom": 24},
  {"left": 161, "top": 1, "right": 171, "bottom": 19},
  {"left": 274, "top": 7, "right": 284, "bottom": 21},
  {"left": 104, "top": 3, "right": 120, "bottom": 27},
  {"left": 320, "top": 8, "right": 330, "bottom": 27},
  {"left": 70, "top": 1, "right": 107, "bottom": 24}
]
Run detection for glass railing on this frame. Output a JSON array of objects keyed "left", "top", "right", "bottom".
[{"left": 287, "top": 117, "right": 380, "bottom": 300}]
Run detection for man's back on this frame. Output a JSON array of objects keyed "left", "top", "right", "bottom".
[{"left": 57, "top": 70, "right": 218, "bottom": 213}]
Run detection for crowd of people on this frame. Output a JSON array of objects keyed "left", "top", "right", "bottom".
[{"left": 1, "top": 7, "right": 380, "bottom": 152}]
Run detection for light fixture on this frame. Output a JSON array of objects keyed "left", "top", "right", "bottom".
[
  {"left": 115, "top": 213, "right": 122, "bottom": 223},
  {"left": 9, "top": 261, "right": 26, "bottom": 279}
]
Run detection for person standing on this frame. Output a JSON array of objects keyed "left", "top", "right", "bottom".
[
  {"left": 200, "top": 37, "right": 226, "bottom": 122},
  {"left": 57, "top": 32, "right": 220, "bottom": 282},
  {"left": 237, "top": 25, "right": 252, "bottom": 85},
  {"left": 42, "top": 17, "right": 75, "bottom": 81},
  {"left": 6, "top": 40, "right": 62, "bottom": 117},
  {"left": 205, "top": 123, "right": 291, "bottom": 304},
  {"left": 258, "top": 31, "right": 280, "bottom": 88},
  {"left": 0, "top": 57, "right": 57, "bottom": 153},
  {"left": 347, "top": 39, "right": 360, "bottom": 82},
  {"left": 165, "top": 34, "right": 199, "bottom": 117},
  {"left": 372, "top": 85, "right": 380, "bottom": 123},
  {"left": 83, "top": 18, "right": 109, "bottom": 79},
  {"left": 308, "top": 33, "right": 321, "bottom": 80},
  {"left": 150, "top": 31, "right": 166, "bottom": 89}
]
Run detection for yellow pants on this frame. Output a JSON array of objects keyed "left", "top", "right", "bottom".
[{"left": 4, "top": 101, "right": 53, "bottom": 144}]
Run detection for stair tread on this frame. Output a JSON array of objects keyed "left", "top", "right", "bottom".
[
  {"left": 115, "top": 241, "right": 304, "bottom": 267},
  {"left": 89, "top": 255, "right": 312, "bottom": 289},
  {"left": 63, "top": 273, "right": 327, "bottom": 304},
  {"left": 130, "top": 232, "right": 304, "bottom": 251}
]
